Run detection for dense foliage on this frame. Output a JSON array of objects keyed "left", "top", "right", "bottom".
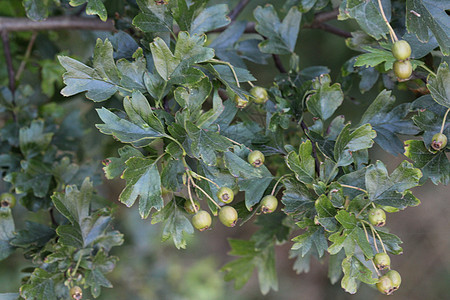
[{"left": 0, "top": 0, "right": 448, "bottom": 299}]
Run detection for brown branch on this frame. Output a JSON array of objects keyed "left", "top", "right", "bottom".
[
  {"left": 16, "top": 31, "right": 38, "bottom": 81},
  {"left": 0, "top": 16, "right": 115, "bottom": 32},
  {"left": 272, "top": 54, "right": 287, "bottom": 73},
  {"left": 305, "top": 22, "right": 351, "bottom": 38},
  {"left": 229, "top": 0, "right": 251, "bottom": 21},
  {"left": 1, "top": 30, "right": 15, "bottom": 94},
  {"left": 300, "top": 121, "right": 321, "bottom": 176}
]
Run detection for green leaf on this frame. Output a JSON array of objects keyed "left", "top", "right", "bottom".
[
  {"left": 10, "top": 221, "right": 55, "bottom": 250},
  {"left": 222, "top": 239, "right": 278, "bottom": 295},
  {"left": 174, "top": 76, "right": 212, "bottom": 112},
  {"left": 70, "top": 0, "right": 107, "bottom": 21},
  {"left": 224, "top": 148, "right": 273, "bottom": 209},
  {"left": 132, "top": 0, "right": 173, "bottom": 33},
  {"left": 152, "top": 200, "right": 194, "bottom": 249},
  {"left": 124, "top": 90, "right": 166, "bottom": 134},
  {"left": 406, "top": 0, "right": 450, "bottom": 55},
  {"left": 59, "top": 39, "right": 122, "bottom": 102},
  {"left": 328, "top": 250, "right": 345, "bottom": 284},
  {"left": 281, "top": 177, "right": 315, "bottom": 215},
  {"left": 354, "top": 46, "right": 395, "bottom": 69},
  {"left": 315, "top": 195, "right": 338, "bottom": 232},
  {"left": 360, "top": 90, "right": 419, "bottom": 155},
  {"left": 341, "top": 256, "right": 377, "bottom": 294},
  {"left": 19, "top": 120, "right": 53, "bottom": 159},
  {"left": 196, "top": 88, "right": 225, "bottom": 128},
  {"left": 52, "top": 178, "right": 92, "bottom": 225},
  {"left": 190, "top": 4, "right": 230, "bottom": 35},
  {"left": 340, "top": 0, "right": 389, "bottom": 40},
  {"left": 404, "top": 140, "right": 449, "bottom": 185},
  {"left": 254, "top": 5, "right": 301, "bottom": 54},
  {"left": 116, "top": 49, "right": 147, "bottom": 93},
  {"left": 0, "top": 208, "right": 15, "bottom": 260},
  {"left": 334, "top": 123, "right": 376, "bottom": 166},
  {"left": 252, "top": 213, "right": 291, "bottom": 248},
  {"left": 20, "top": 268, "right": 57, "bottom": 300},
  {"left": 120, "top": 157, "right": 163, "bottom": 218},
  {"left": 285, "top": 140, "right": 315, "bottom": 184},
  {"left": 103, "top": 146, "right": 143, "bottom": 180},
  {"left": 185, "top": 121, "right": 232, "bottom": 166},
  {"left": 95, "top": 107, "right": 165, "bottom": 147},
  {"left": 150, "top": 32, "right": 215, "bottom": 82},
  {"left": 291, "top": 225, "right": 328, "bottom": 258},
  {"left": 427, "top": 62, "right": 450, "bottom": 108},
  {"left": 365, "top": 161, "right": 422, "bottom": 208},
  {"left": 9, "top": 158, "right": 52, "bottom": 199},
  {"left": 23, "top": 0, "right": 49, "bottom": 21},
  {"left": 306, "top": 74, "right": 344, "bottom": 121}
]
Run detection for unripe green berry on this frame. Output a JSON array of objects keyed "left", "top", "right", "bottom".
[
  {"left": 250, "top": 86, "right": 268, "bottom": 104},
  {"left": 376, "top": 275, "right": 393, "bottom": 295},
  {"left": 260, "top": 195, "right": 278, "bottom": 214},
  {"left": 233, "top": 94, "right": 249, "bottom": 109},
  {"left": 431, "top": 133, "right": 447, "bottom": 151},
  {"left": 184, "top": 199, "right": 200, "bottom": 214},
  {"left": 192, "top": 210, "right": 212, "bottom": 231},
  {"left": 219, "top": 206, "right": 238, "bottom": 227},
  {"left": 217, "top": 187, "right": 234, "bottom": 204},
  {"left": 393, "top": 60, "right": 412, "bottom": 80},
  {"left": 0, "top": 193, "right": 16, "bottom": 208},
  {"left": 248, "top": 150, "right": 265, "bottom": 167},
  {"left": 374, "top": 252, "right": 391, "bottom": 270},
  {"left": 368, "top": 208, "right": 386, "bottom": 227},
  {"left": 392, "top": 40, "right": 411, "bottom": 61},
  {"left": 386, "top": 270, "right": 401, "bottom": 291},
  {"left": 70, "top": 286, "right": 83, "bottom": 300}
]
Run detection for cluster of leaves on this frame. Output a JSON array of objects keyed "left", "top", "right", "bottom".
[
  {"left": 1, "top": 0, "right": 448, "bottom": 298},
  {"left": 0, "top": 81, "right": 123, "bottom": 299}
]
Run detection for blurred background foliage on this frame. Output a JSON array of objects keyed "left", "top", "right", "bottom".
[{"left": 0, "top": 0, "right": 448, "bottom": 299}]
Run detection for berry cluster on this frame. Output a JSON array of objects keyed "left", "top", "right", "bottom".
[
  {"left": 367, "top": 207, "right": 402, "bottom": 295},
  {"left": 233, "top": 86, "right": 269, "bottom": 109},
  {"left": 392, "top": 40, "right": 412, "bottom": 80},
  {"left": 188, "top": 150, "right": 278, "bottom": 231}
]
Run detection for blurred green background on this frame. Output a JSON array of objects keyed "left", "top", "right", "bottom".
[{"left": 0, "top": 1, "right": 449, "bottom": 299}]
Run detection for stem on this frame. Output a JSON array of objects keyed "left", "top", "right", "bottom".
[
  {"left": 370, "top": 224, "right": 380, "bottom": 253},
  {"left": 190, "top": 172, "right": 220, "bottom": 189},
  {"left": 420, "top": 64, "right": 437, "bottom": 77},
  {"left": 228, "top": 0, "right": 251, "bottom": 21},
  {"left": 0, "top": 16, "right": 115, "bottom": 32},
  {"left": 340, "top": 184, "right": 368, "bottom": 194},
  {"left": 187, "top": 178, "right": 199, "bottom": 213},
  {"left": 356, "top": 201, "right": 373, "bottom": 218},
  {"left": 271, "top": 174, "right": 291, "bottom": 196},
  {"left": 16, "top": 31, "right": 37, "bottom": 81},
  {"left": 1, "top": 30, "right": 15, "bottom": 95},
  {"left": 272, "top": 54, "right": 287, "bottom": 73},
  {"left": 209, "top": 59, "right": 240, "bottom": 87},
  {"left": 377, "top": 0, "right": 398, "bottom": 42},
  {"left": 190, "top": 180, "right": 221, "bottom": 209},
  {"left": 371, "top": 259, "right": 381, "bottom": 277},
  {"left": 360, "top": 221, "right": 380, "bottom": 276},
  {"left": 247, "top": 81, "right": 255, "bottom": 88},
  {"left": 300, "top": 120, "right": 321, "bottom": 176},
  {"left": 166, "top": 135, "right": 187, "bottom": 156},
  {"left": 362, "top": 220, "right": 387, "bottom": 254},
  {"left": 440, "top": 108, "right": 450, "bottom": 134},
  {"left": 71, "top": 254, "right": 83, "bottom": 277}
]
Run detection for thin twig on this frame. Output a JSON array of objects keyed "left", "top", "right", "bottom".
[
  {"left": 305, "top": 23, "right": 351, "bottom": 38},
  {"left": 272, "top": 54, "right": 287, "bottom": 73},
  {"left": 0, "top": 16, "right": 115, "bottom": 32},
  {"left": 15, "top": 31, "right": 38, "bottom": 81},
  {"left": 229, "top": 0, "right": 251, "bottom": 21},
  {"left": 300, "top": 120, "right": 321, "bottom": 176},
  {"left": 1, "top": 30, "right": 15, "bottom": 94}
]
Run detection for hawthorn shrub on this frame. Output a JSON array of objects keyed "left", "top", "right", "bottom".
[{"left": 0, "top": 0, "right": 449, "bottom": 299}]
